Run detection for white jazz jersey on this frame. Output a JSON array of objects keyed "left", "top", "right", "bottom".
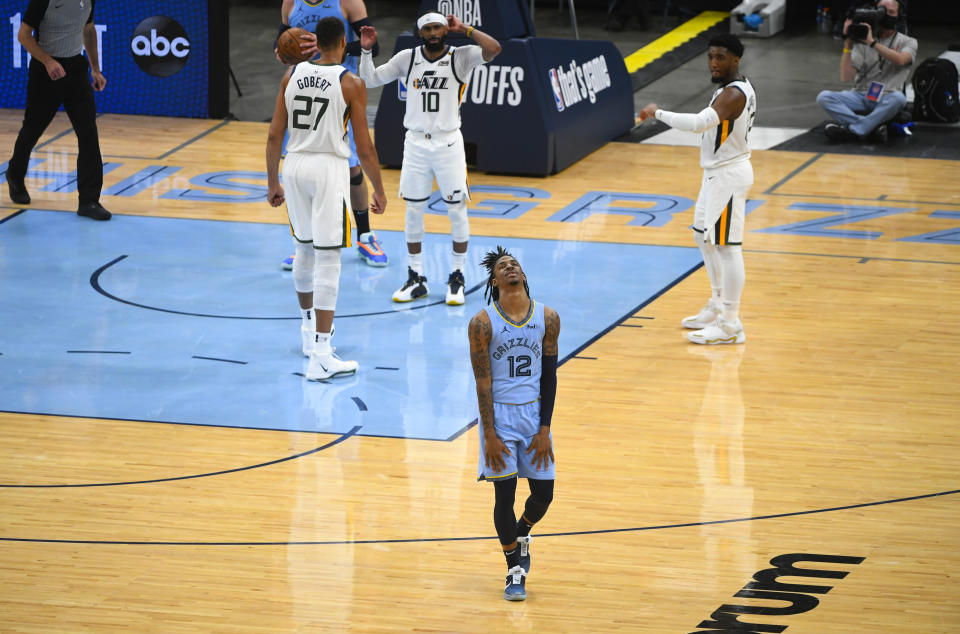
[
  {"left": 284, "top": 62, "right": 351, "bottom": 158},
  {"left": 701, "top": 78, "right": 756, "bottom": 169},
  {"left": 405, "top": 46, "right": 471, "bottom": 133}
]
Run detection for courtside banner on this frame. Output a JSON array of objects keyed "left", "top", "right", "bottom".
[
  {"left": 417, "top": 0, "right": 534, "bottom": 39},
  {"left": 374, "top": 35, "right": 632, "bottom": 175},
  {"left": 1, "top": 0, "right": 220, "bottom": 117},
  {"left": 526, "top": 37, "right": 634, "bottom": 173}
]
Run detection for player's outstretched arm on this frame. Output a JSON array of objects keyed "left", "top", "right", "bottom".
[
  {"left": 639, "top": 98, "right": 735, "bottom": 134},
  {"left": 342, "top": 73, "right": 386, "bottom": 215},
  {"left": 470, "top": 310, "right": 510, "bottom": 472},
  {"left": 265, "top": 70, "right": 292, "bottom": 208}
]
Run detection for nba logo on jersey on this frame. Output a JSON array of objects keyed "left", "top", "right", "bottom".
[
  {"left": 398, "top": 78, "right": 408, "bottom": 101},
  {"left": 548, "top": 69, "right": 565, "bottom": 112}
]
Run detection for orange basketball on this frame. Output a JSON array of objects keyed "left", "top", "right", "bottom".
[{"left": 277, "top": 27, "right": 312, "bottom": 65}]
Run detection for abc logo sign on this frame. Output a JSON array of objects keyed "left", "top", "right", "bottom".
[{"left": 130, "top": 16, "right": 190, "bottom": 77}]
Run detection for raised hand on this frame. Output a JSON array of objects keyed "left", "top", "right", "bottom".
[
  {"left": 359, "top": 25, "right": 378, "bottom": 50},
  {"left": 446, "top": 14, "right": 466, "bottom": 33}
]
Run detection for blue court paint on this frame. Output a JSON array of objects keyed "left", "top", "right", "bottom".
[
  {"left": 105, "top": 166, "right": 183, "bottom": 197},
  {"left": 427, "top": 185, "right": 551, "bottom": 219},
  {"left": 897, "top": 211, "right": 960, "bottom": 245},
  {"left": 754, "top": 202, "right": 917, "bottom": 239},
  {"left": 547, "top": 191, "right": 695, "bottom": 226},
  {"left": 38, "top": 163, "right": 122, "bottom": 193},
  {"left": 0, "top": 211, "right": 702, "bottom": 440}
]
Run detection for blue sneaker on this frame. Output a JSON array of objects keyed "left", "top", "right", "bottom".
[
  {"left": 357, "top": 232, "right": 387, "bottom": 267},
  {"left": 517, "top": 536, "right": 531, "bottom": 573},
  {"left": 504, "top": 565, "right": 527, "bottom": 601},
  {"left": 282, "top": 254, "right": 294, "bottom": 271}
]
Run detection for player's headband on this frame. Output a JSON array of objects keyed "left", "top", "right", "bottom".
[{"left": 417, "top": 13, "right": 447, "bottom": 30}]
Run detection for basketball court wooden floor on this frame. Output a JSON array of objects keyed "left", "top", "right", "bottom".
[{"left": 1, "top": 111, "right": 958, "bottom": 632}]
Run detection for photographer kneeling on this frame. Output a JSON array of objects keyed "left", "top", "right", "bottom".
[{"left": 816, "top": 0, "right": 917, "bottom": 142}]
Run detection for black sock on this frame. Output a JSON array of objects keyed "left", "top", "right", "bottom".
[
  {"left": 516, "top": 515, "right": 534, "bottom": 538},
  {"left": 354, "top": 208, "right": 370, "bottom": 237},
  {"left": 503, "top": 545, "right": 521, "bottom": 569}
]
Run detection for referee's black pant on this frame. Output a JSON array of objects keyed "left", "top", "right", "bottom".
[{"left": 8, "top": 55, "right": 103, "bottom": 205}]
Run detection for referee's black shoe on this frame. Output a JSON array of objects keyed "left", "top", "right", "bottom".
[
  {"left": 77, "top": 201, "right": 112, "bottom": 221},
  {"left": 5, "top": 172, "right": 30, "bottom": 205}
]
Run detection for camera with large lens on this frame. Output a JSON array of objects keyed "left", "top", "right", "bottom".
[{"left": 846, "top": 4, "right": 886, "bottom": 41}]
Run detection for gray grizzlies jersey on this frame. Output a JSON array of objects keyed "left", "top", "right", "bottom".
[{"left": 485, "top": 300, "right": 545, "bottom": 405}]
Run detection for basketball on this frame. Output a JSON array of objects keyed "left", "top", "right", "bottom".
[{"left": 277, "top": 27, "right": 312, "bottom": 64}]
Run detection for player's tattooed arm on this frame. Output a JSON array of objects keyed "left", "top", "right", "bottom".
[
  {"left": 470, "top": 310, "right": 509, "bottom": 471},
  {"left": 543, "top": 306, "right": 561, "bottom": 356},
  {"left": 469, "top": 311, "right": 494, "bottom": 431}
]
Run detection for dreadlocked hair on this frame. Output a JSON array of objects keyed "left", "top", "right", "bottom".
[{"left": 481, "top": 246, "right": 530, "bottom": 304}]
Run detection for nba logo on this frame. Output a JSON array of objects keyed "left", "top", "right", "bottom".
[
  {"left": 548, "top": 69, "right": 565, "bottom": 112},
  {"left": 398, "top": 78, "right": 408, "bottom": 101}
]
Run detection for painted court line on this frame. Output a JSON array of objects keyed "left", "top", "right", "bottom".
[{"left": 623, "top": 11, "right": 729, "bottom": 73}]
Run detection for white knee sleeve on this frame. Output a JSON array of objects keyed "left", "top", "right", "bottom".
[
  {"left": 695, "top": 230, "right": 722, "bottom": 300},
  {"left": 717, "top": 245, "right": 744, "bottom": 308},
  {"left": 405, "top": 200, "right": 426, "bottom": 244},
  {"left": 447, "top": 200, "right": 469, "bottom": 243},
  {"left": 292, "top": 241, "right": 315, "bottom": 293},
  {"left": 312, "top": 249, "right": 342, "bottom": 311}
]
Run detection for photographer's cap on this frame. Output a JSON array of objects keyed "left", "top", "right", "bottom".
[{"left": 417, "top": 12, "right": 447, "bottom": 30}]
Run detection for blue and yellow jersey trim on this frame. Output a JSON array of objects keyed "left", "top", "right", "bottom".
[{"left": 493, "top": 300, "right": 536, "bottom": 328}]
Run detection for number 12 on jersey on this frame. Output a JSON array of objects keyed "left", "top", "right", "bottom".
[{"left": 507, "top": 355, "right": 531, "bottom": 377}]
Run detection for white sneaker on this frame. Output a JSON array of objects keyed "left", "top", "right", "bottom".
[
  {"left": 682, "top": 299, "right": 722, "bottom": 329},
  {"left": 392, "top": 267, "right": 429, "bottom": 302},
  {"left": 445, "top": 270, "right": 465, "bottom": 305},
  {"left": 306, "top": 350, "right": 358, "bottom": 380},
  {"left": 687, "top": 316, "right": 745, "bottom": 345}
]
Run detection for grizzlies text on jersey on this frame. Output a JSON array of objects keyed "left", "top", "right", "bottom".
[{"left": 485, "top": 300, "right": 545, "bottom": 405}]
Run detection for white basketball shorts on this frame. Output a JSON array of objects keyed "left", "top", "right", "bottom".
[
  {"left": 398, "top": 129, "right": 470, "bottom": 203},
  {"left": 693, "top": 159, "right": 753, "bottom": 246},
  {"left": 283, "top": 151, "right": 352, "bottom": 249}
]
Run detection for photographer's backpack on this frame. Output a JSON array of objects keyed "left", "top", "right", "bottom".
[{"left": 912, "top": 57, "right": 960, "bottom": 123}]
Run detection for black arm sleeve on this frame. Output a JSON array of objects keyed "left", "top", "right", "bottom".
[
  {"left": 275, "top": 23, "right": 290, "bottom": 49},
  {"left": 88, "top": 0, "right": 94, "bottom": 23},
  {"left": 346, "top": 17, "right": 379, "bottom": 57},
  {"left": 539, "top": 355, "right": 558, "bottom": 428}
]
